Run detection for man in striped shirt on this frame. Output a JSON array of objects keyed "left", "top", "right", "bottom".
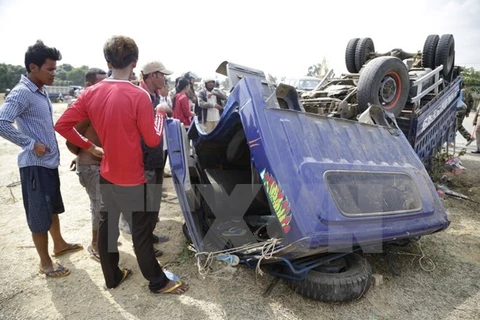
[{"left": 0, "top": 40, "right": 83, "bottom": 278}]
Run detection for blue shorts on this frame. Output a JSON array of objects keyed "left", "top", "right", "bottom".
[{"left": 20, "top": 166, "right": 65, "bottom": 233}]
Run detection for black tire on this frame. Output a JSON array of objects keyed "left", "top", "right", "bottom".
[
  {"left": 435, "top": 34, "right": 455, "bottom": 80},
  {"left": 345, "top": 38, "right": 360, "bottom": 73},
  {"left": 422, "top": 34, "right": 439, "bottom": 69},
  {"left": 357, "top": 56, "right": 410, "bottom": 117},
  {"left": 354, "top": 38, "right": 375, "bottom": 72},
  {"left": 285, "top": 253, "right": 372, "bottom": 302}
]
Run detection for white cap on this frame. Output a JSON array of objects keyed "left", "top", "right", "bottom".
[{"left": 141, "top": 61, "right": 173, "bottom": 75}]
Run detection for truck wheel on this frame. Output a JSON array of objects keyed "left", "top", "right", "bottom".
[
  {"left": 357, "top": 56, "right": 409, "bottom": 117},
  {"left": 422, "top": 34, "right": 439, "bottom": 69},
  {"left": 354, "top": 38, "right": 375, "bottom": 72},
  {"left": 435, "top": 34, "right": 455, "bottom": 81},
  {"left": 285, "top": 253, "right": 372, "bottom": 302},
  {"left": 345, "top": 38, "right": 360, "bottom": 73}
]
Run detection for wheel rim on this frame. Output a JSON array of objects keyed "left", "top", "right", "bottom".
[{"left": 378, "top": 72, "right": 401, "bottom": 109}]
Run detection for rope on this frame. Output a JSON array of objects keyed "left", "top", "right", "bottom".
[
  {"left": 195, "top": 236, "right": 317, "bottom": 278},
  {"left": 387, "top": 239, "right": 436, "bottom": 272},
  {"left": 417, "top": 241, "right": 436, "bottom": 272},
  {"left": 195, "top": 238, "right": 283, "bottom": 277},
  {"left": 255, "top": 238, "right": 280, "bottom": 277}
]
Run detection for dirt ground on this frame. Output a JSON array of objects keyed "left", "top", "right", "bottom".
[{"left": 0, "top": 102, "right": 479, "bottom": 320}]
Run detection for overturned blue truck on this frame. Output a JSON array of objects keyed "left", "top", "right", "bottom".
[{"left": 166, "top": 34, "right": 459, "bottom": 302}]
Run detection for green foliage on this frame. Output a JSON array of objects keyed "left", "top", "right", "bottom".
[
  {"left": 461, "top": 67, "right": 480, "bottom": 93},
  {"left": 59, "top": 63, "right": 73, "bottom": 72},
  {"left": 174, "top": 244, "right": 195, "bottom": 265},
  {"left": 0, "top": 62, "right": 89, "bottom": 92},
  {"left": 426, "top": 148, "right": 466, "bottom": 183},
  {"left": 56, "top": 69, "right": 67, "bottom": 81},
  {"left": 65, "top": 65, "right": 89, "bottom": 86},
  {"left": 0, "top": 63, "right": 26, "bottom": 92}
]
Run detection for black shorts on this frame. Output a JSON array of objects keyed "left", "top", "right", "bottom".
[{"left": 20, "top": 166, "right": 65, "bottom": 233}]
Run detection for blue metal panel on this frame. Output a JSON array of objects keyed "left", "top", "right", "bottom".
[
  {"left": 168, "top": 75, "right": 450, "bottom": 255},
  {"left": 411, "top": 78, "right": 460, "bottom": 162},
  {"left": 234, "top": 77, "right": 449, "bottom": 250}
]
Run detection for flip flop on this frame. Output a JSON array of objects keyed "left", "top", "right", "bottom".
[
  {"left": 104, "top": 268, "right": 133, "bottom": 290},
  {"left": 116, "top": 268, "right": 132, "bottom": 288},
  {"left": 153, "top": 280, "right": 189, "bottom": 295},
  {"left": 87, "top": 245, "right": 100, "bottom": 261},
  {"left": 51, "top": 243, "right": 84, "bottom": 257},
  {"left": 39, "top": 264, "right": 71, "bottom": 278}
]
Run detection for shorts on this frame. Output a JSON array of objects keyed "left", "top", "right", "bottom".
[
  {"left": 77, "top": 164, "right": 102, "bottom": 230},
  {"left": 20, "top": 166, "right": 65, "bottom": 233}
]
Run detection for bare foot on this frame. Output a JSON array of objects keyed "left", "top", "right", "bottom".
[{"left": 154, "top": 280, "right": 189, "bottom": 294}]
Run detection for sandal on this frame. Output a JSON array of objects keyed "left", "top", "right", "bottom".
[
  {"left": 87, "top": 245, "right": 100, "bottom": 261},
  {"left": 51, "top": 243, "right": 83, "bottom": 257},
  {"left": 116, "top": 268, "right": 132, "bottom": 288},
  {"left": 39, "top": 263, "right": 71, "bottom": 278},
  {"left": 153, "top": 280, "right": 189, "bottom": 295}
]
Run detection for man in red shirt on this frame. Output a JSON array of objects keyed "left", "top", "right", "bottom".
[{"left": 55, "top": 35, "right": 188, "bottom": 294}]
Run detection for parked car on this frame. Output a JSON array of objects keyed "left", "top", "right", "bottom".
[{"left": 280, "top": 76, "right": 321, "bottom": 95}]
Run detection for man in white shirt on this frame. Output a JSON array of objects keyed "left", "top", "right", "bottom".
[{"left": 197, "top": 78, "right": 228, "bottom": 133}]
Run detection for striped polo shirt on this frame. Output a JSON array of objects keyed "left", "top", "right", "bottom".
[{"left": 0, "top": 75, "right": 60, "bottom": 169}]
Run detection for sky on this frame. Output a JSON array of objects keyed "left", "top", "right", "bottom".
[{"left": 0, "top": 0, "right": 479, "bottom": 80}]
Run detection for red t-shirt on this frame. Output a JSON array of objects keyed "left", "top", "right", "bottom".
[
  {"left": 173, "top": 92, "right": 192, "bottom": 126},
  {"left": 55, "top": 79, "right": 164, "bottom": 186}
]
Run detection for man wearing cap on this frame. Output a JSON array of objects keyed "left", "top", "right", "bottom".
[{"left": 138, "top": 61, "right": 173, "bottom": 255}]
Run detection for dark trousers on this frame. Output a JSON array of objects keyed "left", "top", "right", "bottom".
[
  {"left": 145, "top": 168, "right": 164, "bottom": 229},
  {"left": 98, "top": 176, "right": 168, "bottom": 291},
  {"left": 162, "top": 150, "right": 168, "bottom": 172}
]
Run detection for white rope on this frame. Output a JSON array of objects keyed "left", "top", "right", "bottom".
[
  {"left": 387, "top": 239, "right": 436, "bottom": 272},
  {"left": 195, "top": 238, "right": 283, "bottom": 277},
  {"left": 255, "top": 238, "right": 280, "bottom": 277},
  {"left": 195, "top": 236, "right": 312, "bottom": 277},
  {"left": 417, "top": 241, "right": 436, "bottom": 272}
]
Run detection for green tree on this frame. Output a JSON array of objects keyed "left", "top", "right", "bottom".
[
  {"left": 0, "top": 64, "right": 8, "bottom": 92},
  {"left": 59, "top": 64, "right": 74, "bottom": 72},
  {"left": 461, "top": 67, "right": 480, "bottom": 109},
  {"left": 66, "top": 65, "right": 89, "bottom": 86},
  {"left": 461, "top": 67, "right": 480, "bottom": 90},
  {"left": 56, "top": 69, "right": 67, "bottom": 81},
  {"left": 0, "top": 64, "right": 26, "bottom": 92}
]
